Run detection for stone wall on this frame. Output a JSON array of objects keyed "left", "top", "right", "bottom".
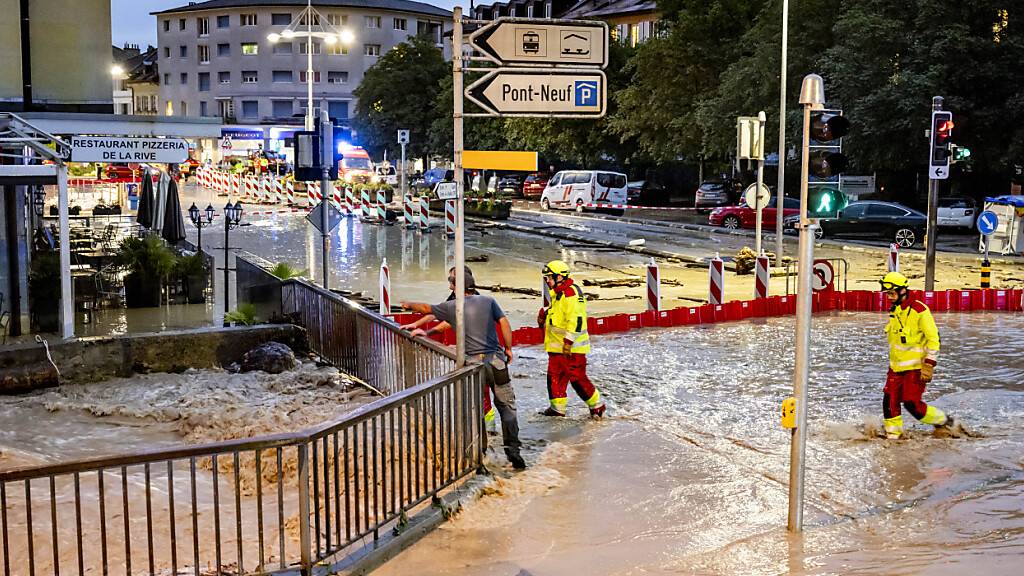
[{"left": 0, "top": 324, "right": 307, "bottom": 394}]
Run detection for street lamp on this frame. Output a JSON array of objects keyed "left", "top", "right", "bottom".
[
  {"left": 187, "top": 202, "right": 215, "bottom": 251},
  {"left": 223, "top": 201, "right": 244, "bottom": 319},
  {"left": 267, "top": 0, "right": 353, "bottom": 130}
]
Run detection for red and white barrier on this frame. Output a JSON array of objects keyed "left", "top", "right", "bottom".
[
  {"left": 445, "top": 200, "right": 456, "bottom": 236},
  {"left": 361, "top": 188, "right": 372, "bottom": 219},
  {"left": 646, "top": 257, "right": 660, "bottom": 311},
  {"left": 709, "top": 253, "right": 724, "bottom": 305},
  {"left": 345, "top": 187, "right": 355, "bottom": 215},
  {"left": 379, "top": 258, "right": 391, "bottom": 315},
  {"left": 377, "top": 189, "right": 387, "bottom": 222},
  {"left": 580, "top": 203, "right": 707, "bottom": 211},
  {"left": 287, "top": 180, "right": 297, "bottom": 205},
  {"left": 754, "top": 252, "right": 770, "bottom": 299},
  {"left": 419, "top": 196, "right": 430, "bottom": 232},
  {"left": 888, "top": 243, "right": 899, "bottom": 273},
  {"left": 330, "top": 184, "right": 342, "bottom": 211},
  {"left": 403, "top": 194, "right": 415, "bottom": 227}
]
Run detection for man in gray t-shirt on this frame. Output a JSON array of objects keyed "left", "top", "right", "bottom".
[{"left": 400, "top": 267, "right": 525, "bottom": 469}]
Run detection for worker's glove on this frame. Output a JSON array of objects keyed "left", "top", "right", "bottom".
[
  {"left": 920, "top": 362, "right": 935, "bottom": 383},
  {"left": 562, "top": 341, "right": 572, "bottom": 355},
  {"left": 537, "top": 308, "right": 547, "bottom": 327}
]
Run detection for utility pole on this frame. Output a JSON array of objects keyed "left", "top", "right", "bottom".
[
  {"left": 925, "top": 96, "right": 947, "bottom": 291},
  {"left": 774, "top": 0, "right": 790, "bottom": 267},
  {"left": 453, "top": 6, "right": 466, "bottom": 367},
  {"left": 320, "top": 110, "right": 332, "bottom": 290}
]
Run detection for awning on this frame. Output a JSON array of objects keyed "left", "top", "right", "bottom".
[{"left": 19, "top": 112, "right": 222, "bottom": 139}]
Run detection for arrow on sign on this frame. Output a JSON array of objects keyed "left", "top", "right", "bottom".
[
  {"left": 931, "top": 165, "right": 948, "bottom": 179},
  {"left": 469, "top": 18, "right": 608, "bottom": 68},
  {"left": 465, "top": 69, "right": 607, "bottom": 117}
]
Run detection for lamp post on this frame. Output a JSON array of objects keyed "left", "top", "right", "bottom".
[
  {"left": 222, "top": 201, "right": 244, "bottom": 319},
  {"left": 267, "top": 0, "right": 353, "bottom": 130},
  {"left": 187, "top": 202, "right": 215, "bottom": 252}
]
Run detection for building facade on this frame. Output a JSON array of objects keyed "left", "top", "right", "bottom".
[{"left": 153, "top": 0, "right": 451, "bottom": 129}]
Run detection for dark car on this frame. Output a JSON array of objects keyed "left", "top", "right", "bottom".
[
  {"left": 497, "top": 175, "right": 523, "bottom": 196},
  {"left": 411, "top": 168, "right": 454, "bottom": 194},
  {"left": 785, "top": 200, "right": 926, "bottom": 248},
  {"left": 694, "top": 179, "right": 741, "bottom": 210},
  {"left": 522, "top": 172, "right": 551, "bottom": 199}
]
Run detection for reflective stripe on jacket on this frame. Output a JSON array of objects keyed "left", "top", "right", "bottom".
[
  {"left": 885, "top": 299, "right": 940, "bottom": 372},
  {"left": 544, "top": 281, "right": 591, "bottom": 354}
]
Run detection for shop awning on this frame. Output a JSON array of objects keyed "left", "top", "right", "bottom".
[{"left": 19, "top": 112, "right": 221, "bottom": 139}]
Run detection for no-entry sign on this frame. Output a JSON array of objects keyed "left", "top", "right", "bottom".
[{"left": 70, "top": 136, "right": 189, "bottom": 163}]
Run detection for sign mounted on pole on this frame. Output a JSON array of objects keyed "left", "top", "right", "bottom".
[
  {"left": 69, "top": 136, "right": 189, "bottom": 163},
  {"left": 469, "top": 18, "right": 608, "bottom": 68},
  {"left": 465, "top": 69, "right": 606, "bottom": 117}
]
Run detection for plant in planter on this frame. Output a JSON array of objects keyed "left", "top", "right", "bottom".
[
  {"left": 115, "top": 235, "right": 176, "bottom": 308},
  {"left": 174, "top": 252, "right": 209, "bottom": 304},
  {"left": 269, "top": 262, "right": 307, "bottom": 280},
  {"left": 28, "top": 251, "right": 61, "bottom": 332},
  {"left": 224, "top": 303, "right": 257, "bottom": 326}
]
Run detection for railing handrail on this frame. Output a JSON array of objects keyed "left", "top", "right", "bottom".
[
  {"left": 281, "top": 276, "right": 457, "bottom": 360},
  {"left": 0, "top": 364, "right": 481, "bottom": 483}
]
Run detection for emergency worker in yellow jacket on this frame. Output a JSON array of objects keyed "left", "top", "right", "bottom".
[
  {"left": 537, "top": 260, "right": 606, "bottom": 417},
  {"left": 880, "top": 272, "right": 954, "bottom": 439}
]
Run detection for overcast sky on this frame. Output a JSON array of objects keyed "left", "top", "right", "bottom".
[{"left": 111, "top": 0, "right": 466, "bottom": 49}]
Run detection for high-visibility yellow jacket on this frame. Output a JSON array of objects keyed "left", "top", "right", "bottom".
[
  {"left": 543, "top": 280, "right": 591, "bottom": 354},
  {"left": 885, "top": 299, "right": 940, "bottom": 372}
]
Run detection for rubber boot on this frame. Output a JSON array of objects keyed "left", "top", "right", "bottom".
[
  {"left": 506, "top": 448, "right": 527, "bottom": 470},
  {"left": 589, "top": 404, "right": 606, "bottom": 418},
  {"left": 540, "top": 407, "right": 565, "bottom": 417}
]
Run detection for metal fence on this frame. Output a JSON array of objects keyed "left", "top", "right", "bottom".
[{"left": 1, "top": 281, "right": 483, "bottom": 576}]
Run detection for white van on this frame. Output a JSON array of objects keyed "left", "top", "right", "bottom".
[
  {"left": 540, "top": 170, "right": 628, "bottom": 213},
  {"left": 373, "top": 164, "right": 398, "bottom": 186}
]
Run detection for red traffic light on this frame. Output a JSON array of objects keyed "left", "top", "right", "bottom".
[
  {"left": 810, "top": 112, "right": 850, "bottom": 143},
  {"left": 936, "top": 119, "right": 954, "bottom": 143}
]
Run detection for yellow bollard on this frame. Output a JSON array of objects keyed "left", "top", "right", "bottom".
[
  {"left": 781, "top": 397, "right": 797, "bottom": 429},
  {"left": 981, "top": 258, "right": 991, "bottom": 288}
]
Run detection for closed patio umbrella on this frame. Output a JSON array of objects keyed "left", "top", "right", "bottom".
[
  {"left": 136, "top": 169, "right": 155, "bottom": 229},
  {"left": 161, "top": 177, "right": 187, "bottom": 244}
]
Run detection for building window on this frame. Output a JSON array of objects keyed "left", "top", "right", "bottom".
[
  {"left": 198, "top": 72, "right": 210, "bottom": 91},
  {"left": 299, "top": 13, "right": 320, "bottom": 26},
  {"left": 326, "top": 14, "right": 347, "bottom": 26},
  {"left": 299, "top": 71, "right": 321, "bottom": 83},
  {"left": 241, "top": 100, "right": 258, "bottom": 118},
  {"left": 163, "top": 47, "right": 170, "bottom": 58},
  {"left": 300, "top": 41, "right": 321, "bottom": 55},
  {"left": 240, "top": 14, "right": 257, "bottom": 26},
  {"left": 165, "top": 101, "right": 174, "bottom": 116},
  {"left": 271, "top": 13, "right": 291, "bottom": 26},
  {"left": 198, "top": 45, "right": 210, "bottom": 64},
  {"left": 417, "top": 21, "right": 442, "bottom": 44},
  {"left": 200, "top": 101, "right": 208, "bottom": 116},
  {"left": 327, "top": 71, "right": 348, "bottom": 84},
  {"left": 180, "top": 72, "right": 188, "bottom": 85},
  {"left": 328, "top": 42, "right": 348, "bottom": 55},
  {"left": 180, "top": 101, "right": 187, "bottom": 116},
  {"left": 150, "top": 95, "right": 157, "bottom": 110},
  {"left": 241, "top": 42, "right": 259, "bottom": 55},
  {"left": 545, "top": 2, "right": 552, "bottom": 18},
  {"left": 219, "top": 99, "right": 234, "bottom": 119},
  {"left": 218, "top": 71, "right": 231, "bottom": 84},
  {"left": 272, "top": 70, "right": 292, "bottom": 83},
  {"left": 272, "top": 100, "right": 292, "bottom": 118},
  {"left": 179, "top": 45, "right": 187, "bottom": 57},
  {"left": 242, "top": 71, "right": 258, "bottom": 84},
  {"left": 393, "top": 18, "right": 407, "bottom": 31},
  {"left": 163, "top": 73, "right": 170, "bottom": 85},
  {"left": 364, "top": 44, "right": 381, "bottom": 57},
  {"left": 328, "top": 101, "right": 349, "bottom": 120},
  {"left": 273, "top": 42, "right": 293, "bottom": 54},
  {"left": 365, "top": 16, "right": 381, "bottom": 29},
  {"left": 217, "top": 43, "right": 230, "bottom": 56},
  {"left": 163, "top": 20, "right": 170, "bottom": 32},
  {"left": 527, "top": 5, "right": 534, "bottom": 17},
  {"left": 217, "top": 15, "right": 229, "bottom": 28},
  {"left": 197, "top": 17, "right": 209, "bottom": 36},
  {"left": 179, "top": 18, "right": 186, "bottom": 31},
  {"left": 135, "top": 96, "right": 144, "bottom": 111}
]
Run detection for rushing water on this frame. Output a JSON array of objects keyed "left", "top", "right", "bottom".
[{"left": 377, "top": 311, "right": 1024, "bottom": 575}]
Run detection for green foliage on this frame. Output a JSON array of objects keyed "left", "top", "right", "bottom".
[
  {"left": 173, "top": 252, "right": 208, "bottom": 278},
  {"left": 224, "top": 303, "right": 258, "bottom": 326},
  {"left": 354, "top": 36, "right": 449, "bottom": 161},
  {"left": 28, "top": 252, "right": 61, "bottom": 301},
  {"left": 268, "top": 262, "right": 307, "bottom": 280},
  {"left": 115, "top": 235, "right": 176, "bottom": 280}
]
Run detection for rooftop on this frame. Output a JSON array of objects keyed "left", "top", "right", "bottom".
[{"left": 153, "top": 0, "right": 451, "bottom": 18}]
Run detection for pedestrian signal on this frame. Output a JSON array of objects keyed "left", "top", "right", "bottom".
[
  {"left": 951, "top": 144, "right": 971, "bottom": 163},
  {"left": 808, "top": 187, "right": 847, "bottom": 218}
]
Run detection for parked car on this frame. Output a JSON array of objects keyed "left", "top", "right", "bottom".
[
  {"left": 785, "top": 201, "right": 926, "bottom": 248},
  {"left": 522, "top": 172, "right": 551, "bottom": 199},
  {"left": 626, "top": 180, "right": 670, "bottom": 205},
  {"left": 694, "top": 179, "right": 741, "bottom": 210},
  {"left": 104, "top": 164, "right": 138, "bottom": 179},
  {"left": 411, "top": 168, "right": 455, "bottom": 194},
  {"left": 937, "top": 196, "right": 977, "bottom": 230},
  {"left": 497, "top": 175, "right": 522, "bottom": 196},
  {"left": 710, "top": 196, "right": 800, "bottom": 229},
  {"left": 540, "top": 170, "right": 628, "bottom": 214},
  {"left": 373, "top": 164, "right": 398, "bottom": 186}
]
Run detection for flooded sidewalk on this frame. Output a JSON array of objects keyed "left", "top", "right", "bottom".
[{"left": 376, "top": 312, "right": 1024, "bottom": 575}]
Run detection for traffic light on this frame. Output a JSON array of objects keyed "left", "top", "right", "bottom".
[
  {"left": 808, "top": 187, "right": 848, "bottom": 218},
  {"left": 951, "top": 144, "right": 971, "bottom": 163},
  {"left": 810, "top": 112, "right": 850, "bottom": 144},
  {"left": 809, "top": 111, "right": 850, "bottom": 182},
  {"left": 930, "top": 111, "right": 954, "bottom": 169}
]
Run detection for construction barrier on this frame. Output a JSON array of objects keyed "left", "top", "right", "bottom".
[
  {"left": 709, "top": 254, "right": 724, "bottom": 305},
  {"left": 646, "top": 257, "right": 660, "bottom": 311}
]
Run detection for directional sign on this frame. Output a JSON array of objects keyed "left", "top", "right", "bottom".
[
  {"left": 465, "top": 69, "right": 606, "bottom": 118},
  {"left": 435, "top": 182, "right": 458, "bottom": 200},
  {"left": 470, "top": 18, "right": 608, "bottom": 68},
  {"left": 811, "top": 259, "right": 835, "bottom": 292},
  {"left": 977, "top": 210, "right": 999, "bottom": 235},
  {"left": 306, "top": 200, "right": 343, "bottom": 234},
  {"left": 70, "top": 136, "right": 189, "bottom": 163},
  {"left": 931, "top": 165, "right": 949, "bottom": 180}
]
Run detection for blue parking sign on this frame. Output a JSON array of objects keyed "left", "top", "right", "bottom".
[
  {"left": 977, "top": 210, "right": 999, "bottom": 235},
  {"left": 574, "top": 80, "right": 598, "bottom": 107}
]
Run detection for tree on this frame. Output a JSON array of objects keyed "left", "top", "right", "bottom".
[{"left": 353, "top": 36, "right": 448, "bottom": 162}]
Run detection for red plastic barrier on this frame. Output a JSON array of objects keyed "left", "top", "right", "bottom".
[
  {"left": 641, "top": 310, "right": 658, "bottom": 328},
  {"left": 932, "top": 290, "right": 950, "bottom": 312},
  {"left": 676, "top": 307, "right": 700, "bottom": 325},
  {"left": 738, "top": 300, "right": 753, "bottom": 319},
  {"left": 588, "top": 317, "right": 607, "bottom": 335},
  {"left": 607, "top": 314, "right": 629, "bottom": 333},
  {"left": 923, "top": 291, "right": 936, "bottom": 310},
  {"left": 984, "top": 288, "right": 996, "bottom": 310},
  {"left": 995, "top": 289, "right": 1008, "bottom": 311},
  {"left": 657, "top": 310, "right": 674, "bottom": 327},
  {"left": 958, "top": 289, "right": 973, "bottom": 311},
  {"left": 970, "top": 289, "right": 983, "bottom": 311},
  {"left": 872, "top": 291, "right": 888, "bottom": 312},
  {"left": 1010, "top": 289, "right": 1023, "bottom": 312},
  {"left": 626, "top": 313, "right": 643, "bottom": 330},
  {"left": 750, "top": 298, "right": 768, "bottom": 317},
  {"left": 782, "top": 295, "right": 797, "bottom": 315},
  {"left": 722, "top": 301, "right": 741, "bottom": 321}
]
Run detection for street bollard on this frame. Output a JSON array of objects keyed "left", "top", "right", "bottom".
[
  {"left": 419, "top": 196, "right": 430, "bottom": 232},
  {"left": 445, "top": 200, "right": 456, "bottom": 237},
  {"left": 361, "top": 188, "right": 371, "bottom": 220},
  {"left": 709, "top": 252, "right": 724, "bottom": 305},
  {"left": 888, "top": 243, "right": 900, "bottom": 273},
  {"left": 981, "top": 258, "right": 991, "bottom": 288},
  {"left": 646, "top": 257, "right": 660, "bottom": 311},
  {"left": 403, "top": 194, "right": 415, "bottom": 228},
  {"left": 379, "top": 258, "right": 390, "bottom": 315},
  {"left": 377, "top": 189, "right": 387, "bottom": 222},
  {"left": 755, "top": 252, "right": 770, "bottom": 299},
  {"left": 345, "top": 186, "right": 355, "bottom": 216}
]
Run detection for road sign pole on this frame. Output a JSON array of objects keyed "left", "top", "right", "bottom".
[
  {"left": 775, "top": 0, "right": 789, "bottom": 268},
  {"left": 925, "top": 96, "right": 943, "bottom": 291},
  {"left": 400, "top": 141, "right": 407, "bottom": 199},
  {"left": 453, "top": 7, "right": 466, "bottom": 368},
  {"left": 320, "top": 111, "right": 332, "bottom": 290},
  {"left": 755, "top": 111, "right": 766, "bottom": 256}
]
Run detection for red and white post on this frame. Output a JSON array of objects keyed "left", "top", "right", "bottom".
[
  {"left": 379, "top": 258, "right": 391, "bottom": 315},
  {"left": 888, "top": 243, "right": 899, "bottom": 273},
  {"left": 709, "top": 252, "right": 724, "bottom": 305},
  {"left": 361, "top": 188, "right": 372, "bottom": 219},
  {"left": 377, "top": 189, "right": 387, "bottom": 222},
  {"left": 754, "top": 251, "right": 770, "bottom": 299},
  {"left": 445, "top": 200, "right": 456, "bottom": 237},
  {"left": 403, "top": 194, "right": 415, "bottom": 228},
  {"left": 646, "top": 257, "right": 660, "bottom": 311},
  {"left": 419, "top": 196, "right": 430, "bottom": 232},
  {"left": 344, "top": 186, "right": 355, "bottom": 216}
]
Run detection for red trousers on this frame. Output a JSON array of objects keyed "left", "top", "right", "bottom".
[
  {"left": 883, "top": 369, "right": 928, "bottom": 420},
  {"left": 546, "top": 353, "right": 597, "bottom": 403}
]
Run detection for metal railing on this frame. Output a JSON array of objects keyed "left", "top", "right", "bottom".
[{"left": 1, "top": 281, "right": 483, "bottom": 576}]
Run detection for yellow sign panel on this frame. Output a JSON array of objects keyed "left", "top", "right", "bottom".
[{"left": 463, "top": 150, "right": 538, "bottom": 171}]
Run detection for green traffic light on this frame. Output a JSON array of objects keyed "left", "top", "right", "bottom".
[
  {"left": 809, "top": 188, "right": 848, "bottom": 217},
  {"left": 953, "top": 145, "right": 971, "bottom": 162},
  {"left": 816, "top": 193, "right": 832, "bottom": 213}
]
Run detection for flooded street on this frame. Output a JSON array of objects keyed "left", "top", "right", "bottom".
[{"left": 377, "top": 312, "right": 1024, "bottom": 575}]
